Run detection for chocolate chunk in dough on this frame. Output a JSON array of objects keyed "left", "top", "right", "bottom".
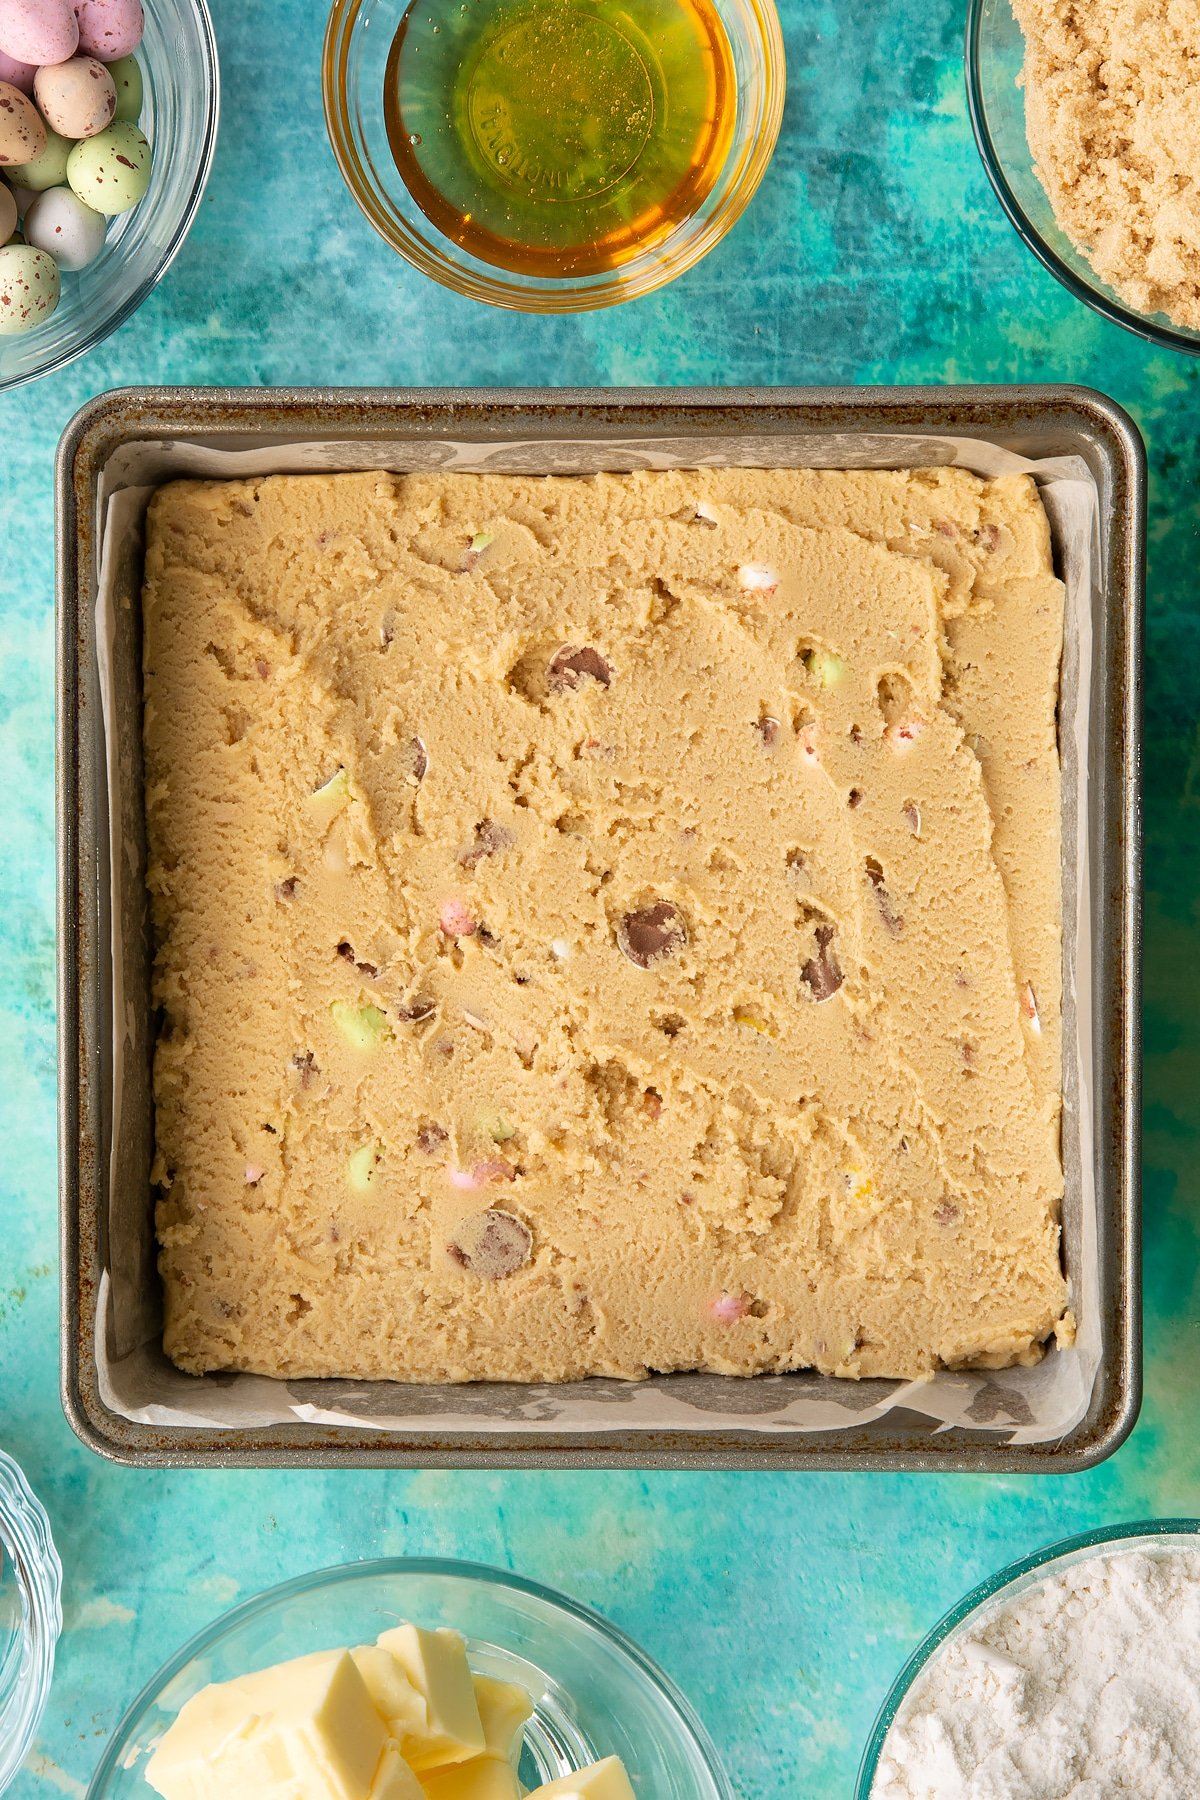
[
  {"left": 402, "top": 736, "right": 428, "bottom": 784},
  {"left": 800, "top": 924, "right": 843, "bottom": 1002},
  {"left": 617, "top": 901, "right": 688, "bottom": 968},
  {"left": 459, "top": 818, "right": 515, "bottom": 869},
  {"left": 447, "top": 1208, "right": 533, "bottom": 1279},
  {"left": 547, "top": 645, "right": 613, "bottom": 692}
]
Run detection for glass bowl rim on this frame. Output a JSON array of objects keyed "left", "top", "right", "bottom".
[
  {"left": 963, "top": 0, "right": 1200, "bottom": 357},
  {"left": 321, "top": 0, "right": 786, "bottom": 313},
  {"left": 87, "top": 1553, "right": 735, "bottom": 1799},
  {"left": 855, "top": 1517, "right": 1200, "bottom": 1796},
  {"left": 0, "top": 1448, "right": 63, "bottom": 1789},
  {"left": 0, "top": 0, "right": 221, "bottom": 395}
]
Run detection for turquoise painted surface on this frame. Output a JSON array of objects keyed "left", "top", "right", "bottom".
[{"left": 0, "top": 0, "right": 1196, "bottom": 1793}]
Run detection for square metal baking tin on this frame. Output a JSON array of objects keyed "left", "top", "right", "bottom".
[{"left": 57, "top": 386, "right": 1143, "bottom": 1470}]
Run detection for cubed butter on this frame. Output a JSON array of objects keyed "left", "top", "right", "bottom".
[
  {"left": 472, "top": 1674, "right": 533, "bottom": 1764},
  {"left": 526, "top": 1757, "right": 636, "bottom": 1800},
  {"left": 420, "top": 1757, "right": 522, "bottom": 1800},
  {"left": 143, "top": 1670, "right": 276, "bottom": 1795},
  {"left": 371, "top": 1745, "right": 426, "bottom": 1800},
  {"left": 375, "top": 1625, "right": 485, "bottom": 1770},
  {"left": 352, "top": 1645, "right": 429, "bottom": 1739},
  {"left": 145, "top": 1650, "right": 387, "bottom": 1800}
]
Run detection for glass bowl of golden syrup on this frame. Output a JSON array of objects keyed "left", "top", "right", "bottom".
[{"left": 323, "top": 0, "right": 784, "bottom": 309}]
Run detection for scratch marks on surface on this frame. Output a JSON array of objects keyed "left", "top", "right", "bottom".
[{"left": 24, "top": 1755, "right": 86, "bottom": 1797}]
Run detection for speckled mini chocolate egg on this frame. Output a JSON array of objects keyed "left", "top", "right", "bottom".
[
  {"left": 0, "top": 179, "right": 15, "bottom": 244},
  {"left": 0, "top": 47, "right": 34, "bottom": 94},
  {"left": 0, "top": 240, "right": 58, "bottom": 332},
  {"left": 0, "top": 0, "right": 78, "bottom": 66},
  {"left": 0, "top": 78, "right": 44, "bottom": 166},
  {"left": 25, "top": 183, "right": 105, "bottom": 268},
  {"left": 105, "top": 50, "right": 140, "bottom": 122},
  {"left": 8, "top": 126, "right": 70, "bottom": 190},
  {"left": 73, "top": 0, "right": 142, "bottom": 59},
  {"left": 66, "top": 117, "right": 148, "bottom": 213},
  {"left": 35, "top": 55, "right": 116, "bottom": 138}
]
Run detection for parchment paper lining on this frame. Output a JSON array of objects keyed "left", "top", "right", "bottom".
[{"left": 91, "top": 430, "right": 1099, "bottom": 1443}]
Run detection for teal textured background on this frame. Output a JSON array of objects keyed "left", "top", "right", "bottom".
[{"left": 1, "top": 0, "right": 1195, "bottom": 1794}]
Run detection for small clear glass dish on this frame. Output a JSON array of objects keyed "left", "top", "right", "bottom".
[
  {"left": 87, "top": 1557, "right": 734, "bottom": 1799},
  {"left": 323, "top": 0, "right": 784, "bottom": 311},
  {"left": 0, "top": 0, "right": 219, "bottom": 392},
  {"left": 0, "top": 1451, "right": 62, "bottom": 1794},
  {"left": 856, "top": 1519, "right": 1200, "bottom": 1797},
  {"left": 965, "top": 0, "right": 1200, "bottom": 354}
]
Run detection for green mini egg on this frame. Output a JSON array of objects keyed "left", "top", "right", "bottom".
[
  {"left": 106, "top": 54, "right": 142, "bottom": 124},
  {"left": 0, "top": 242, "right": 59, "bottom": 334},
  {"left": 67, "top": 120, "right": 150, "bottom": 215},
  {"left": 8, "top": 128, "right": 72, "bottom": 193}
]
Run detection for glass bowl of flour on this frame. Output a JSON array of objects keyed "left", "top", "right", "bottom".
[{"left": 857, "top": 1520, "right": 1200, "bottom": 1799}]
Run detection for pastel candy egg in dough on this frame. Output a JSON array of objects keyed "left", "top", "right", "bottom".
[
  {"left": 0, "top": 241, "right": 59, "bottom": 332},
  {"left": 73, "top": 0, "right": 142, "bottom": 58},
  {"left": 106, "top": 51, "right": 140, "bottom": 121},
  {"left": 24, "top": 184, "right": 105, "bottom": 268},
  {"left": 0, "top": 48, "right": 34, "bottom": 94},
  {"left": 8, "top": 126, "right": 71, "bottom": 189},
  {"left": 0, "top": 0, "right": 78, "bottom": 66},
  {"left": 66, "top": 119, "right": 149, "bottom": 213},
  {"left": 0, "top": 179, "right": 15, "bottom": 242},
  {"left": 35, "top": 56, "right": 116, "bottom": 138},
  {"left": 0, "top": 79, "right": 44, "bottom": 166}
]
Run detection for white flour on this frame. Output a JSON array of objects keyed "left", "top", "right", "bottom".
[{"left": 871, "top": 1546, "right": 1200, "bottom": 1799}]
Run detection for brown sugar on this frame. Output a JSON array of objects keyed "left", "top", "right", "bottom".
[{"left": 1015, "top": 0, "right": 1200, "bottom": 328}]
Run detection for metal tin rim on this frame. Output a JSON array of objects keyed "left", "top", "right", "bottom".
[{"left": 56, "top": 385, "right": 1143, "bottom": 1470}]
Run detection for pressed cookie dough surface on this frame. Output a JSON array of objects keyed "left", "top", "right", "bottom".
[{"left": 143, "top": 467, "right": 1068, "bottom": 1383}]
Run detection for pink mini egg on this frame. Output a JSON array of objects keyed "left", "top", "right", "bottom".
[
  {"left": 710, "top": 1291, "right": 750, "bottom": 1324},
  {"left": 0, "top": 0, "right": 78, "bottom": 67},
  {"left": 35, "top": 54, "right": 114, "bottom": 137},
  {"left": 0, "top": 48, "right": 34, "bottom": 94},
  {"left": 438, "top": 896, "right": 478, "bottom": 938},
  {"left": 73, "top": 0, "right": 142, "bottom": 59}
]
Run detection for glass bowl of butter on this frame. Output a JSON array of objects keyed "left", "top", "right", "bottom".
[{"left": 86, "top": 1558, "right": 733, "bottom": 1800}]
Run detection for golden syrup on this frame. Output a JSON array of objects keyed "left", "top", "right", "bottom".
[{"left": 383, "top": 0, "right": 736, "bottom": 276}]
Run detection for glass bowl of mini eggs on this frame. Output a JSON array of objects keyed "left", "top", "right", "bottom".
[{"left": 0, "top": 0, "right": 219, "bottom": 389}]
